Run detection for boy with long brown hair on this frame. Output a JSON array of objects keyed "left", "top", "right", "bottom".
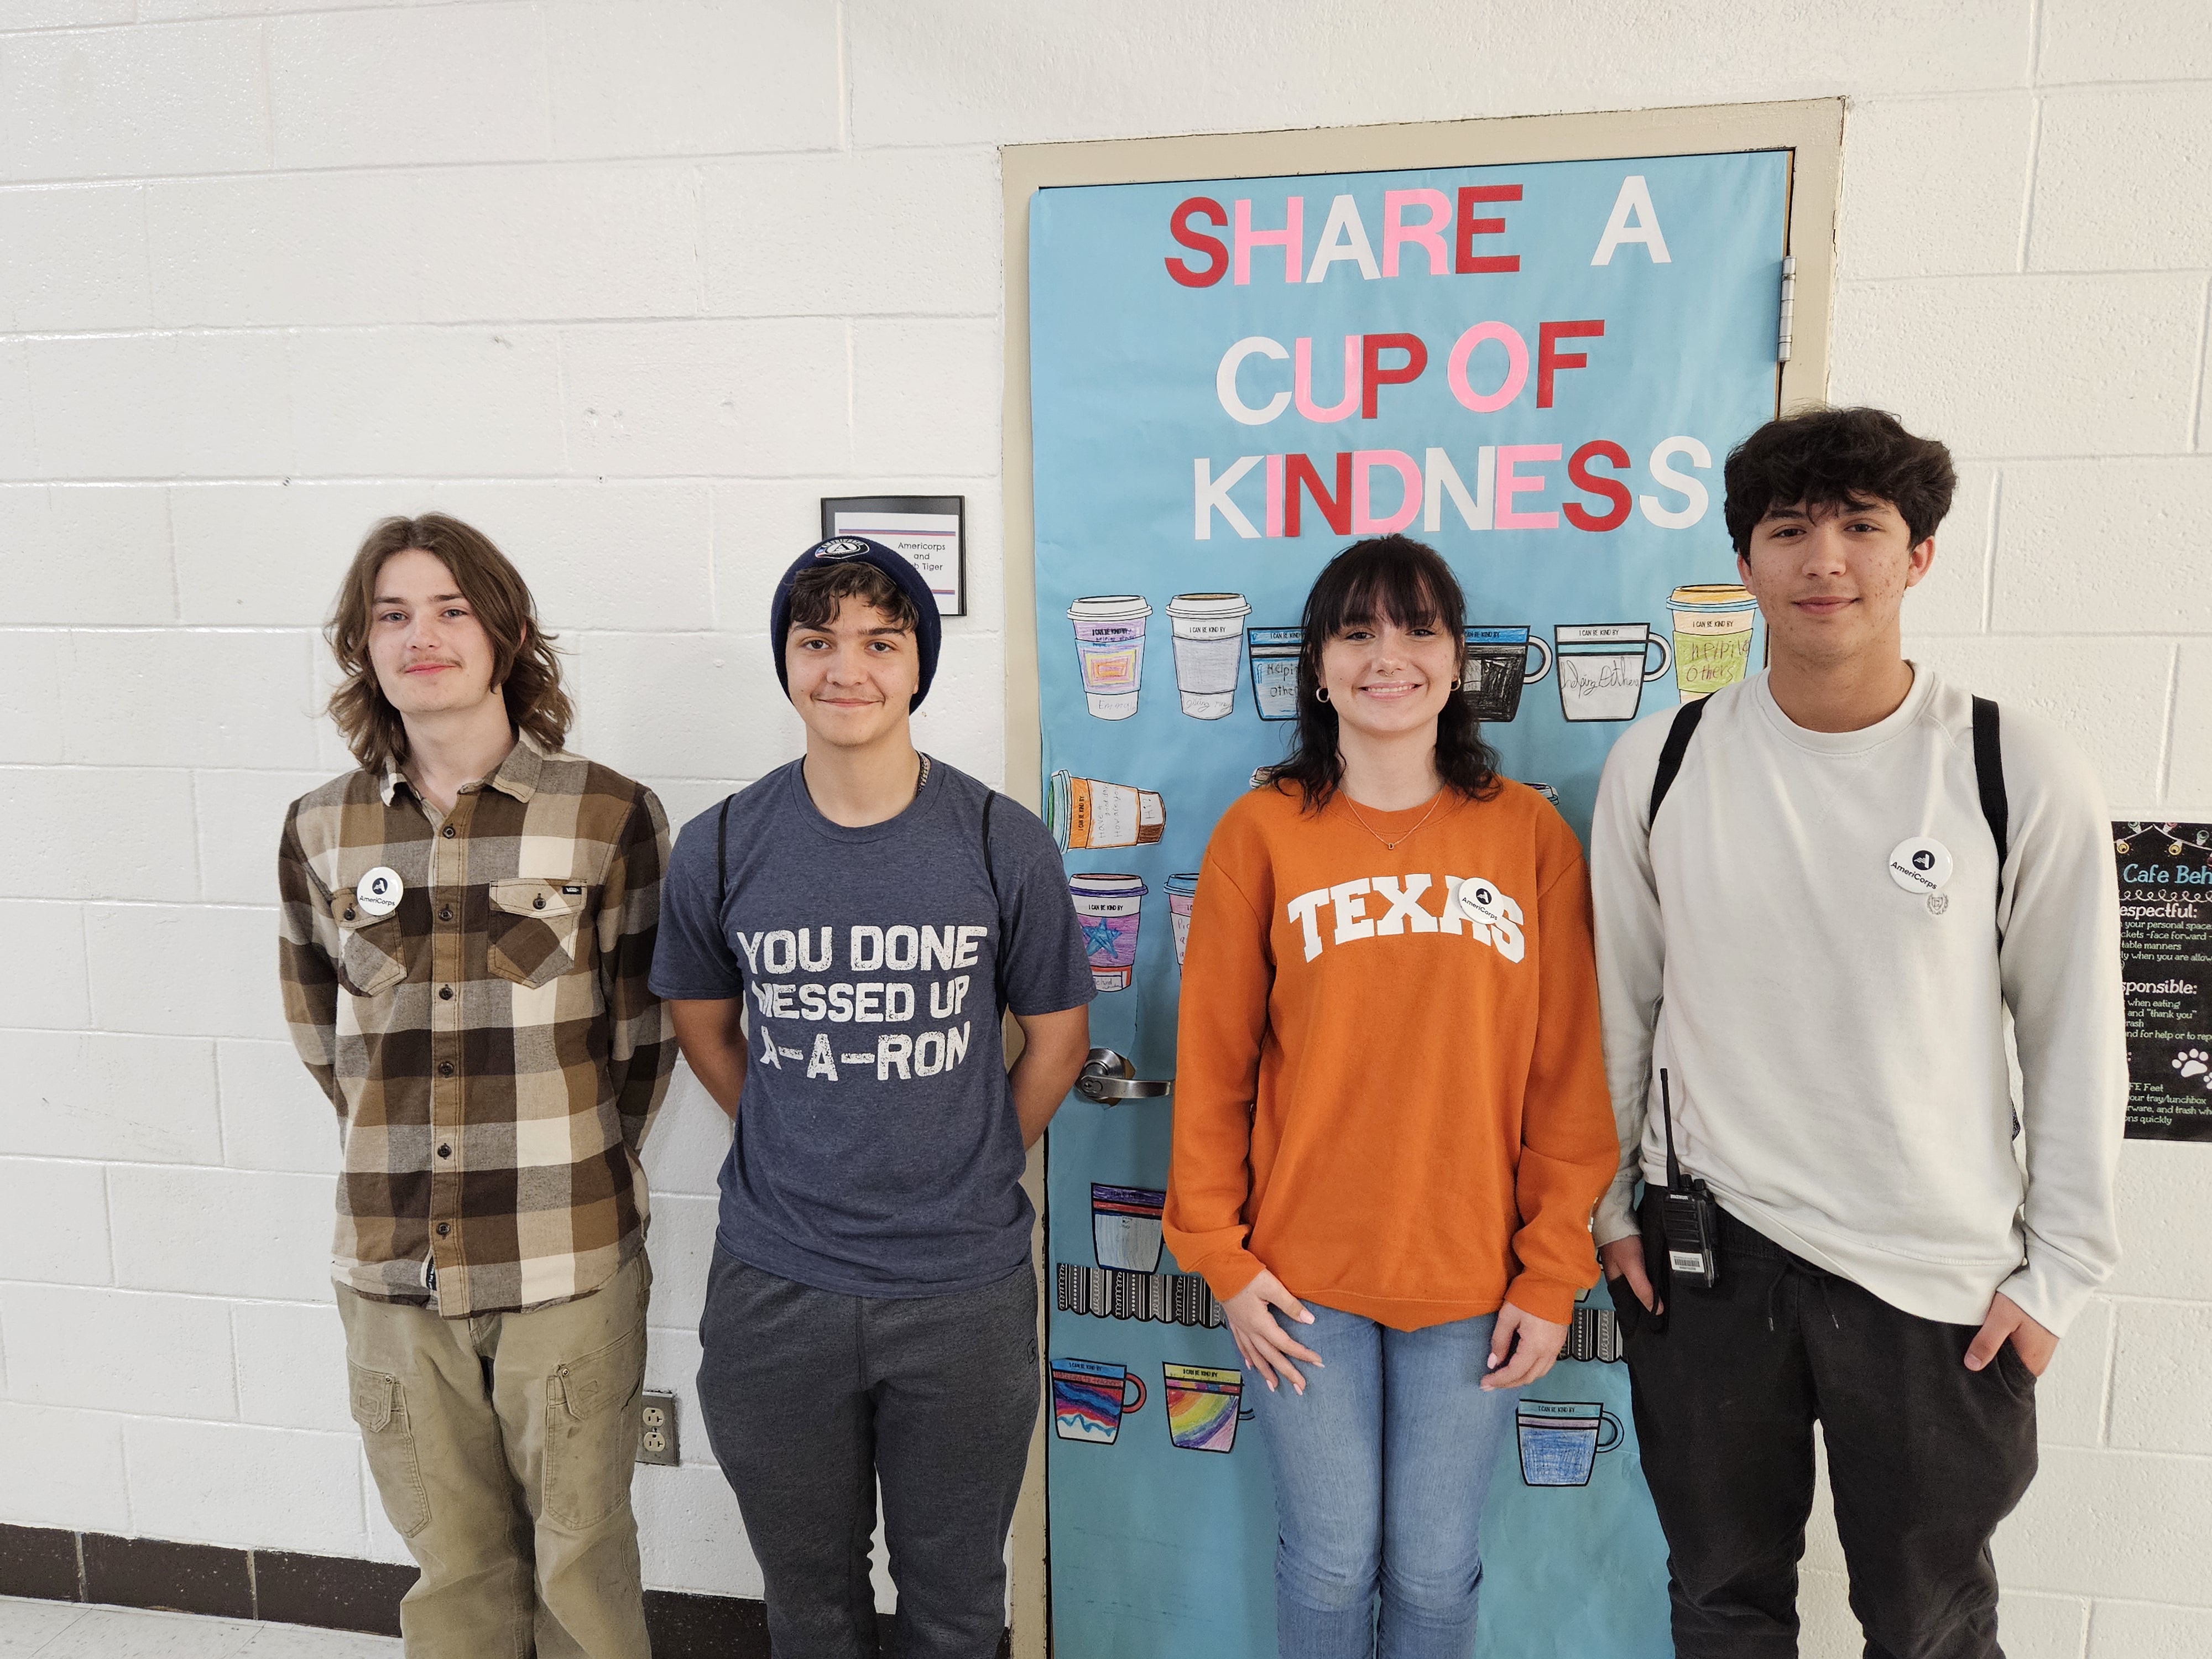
[{"left": 278, "top": 513, "right": 671, "bottom": 1659}]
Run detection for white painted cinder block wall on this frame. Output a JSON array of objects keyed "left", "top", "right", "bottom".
[{"left": 0, "top": 1, "right": 2205, "bottom": 1650}]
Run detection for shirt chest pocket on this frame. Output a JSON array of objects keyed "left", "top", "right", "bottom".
[
  {"left": 487, "top": 879, "right": 589, "bottom": 990},
  {"left": 331, "top": 894, "right": 408, "bottom": 999}
]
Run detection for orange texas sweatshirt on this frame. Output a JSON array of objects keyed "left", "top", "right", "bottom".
[{"left": 1162, "top": 779, "right": 1618, "bottom": 1331}]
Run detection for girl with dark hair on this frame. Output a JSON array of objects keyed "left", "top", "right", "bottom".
[{"left": 1163, "top": 535, "right": 1617, "bottom": 1658}]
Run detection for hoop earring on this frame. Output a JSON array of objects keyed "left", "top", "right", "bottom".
[
  {"left": 1316, "top": 687, "right": 1329, "bottom": 703},
  {"left": 1451, "top": 679, "right": 1462, "bottom": 690}
]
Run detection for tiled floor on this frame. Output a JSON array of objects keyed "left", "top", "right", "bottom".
[{"left": 0, "top": 1598, "right": 399, "bottom": 1657}]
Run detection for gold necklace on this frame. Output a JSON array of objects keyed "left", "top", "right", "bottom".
[{"left": 1340, "top": 788, "right": 1445, "bottom": 852}]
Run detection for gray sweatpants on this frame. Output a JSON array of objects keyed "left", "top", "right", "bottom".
[{"left": 695, "top": 1249, "right": 1039, "bottom": 1659}]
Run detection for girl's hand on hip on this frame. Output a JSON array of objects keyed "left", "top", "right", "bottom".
[
  {"left": 1224, "top": 1269, "right": 1323, "bottom": 1395},
  {"left": 1481, "top": 1300, "right": 1567, "bottom": 1391}
]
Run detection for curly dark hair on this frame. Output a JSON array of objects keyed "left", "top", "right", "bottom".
[
  {"left": 1262, "top": 535, "right": 1500, "bottom": 810},
  {"left": 325, "top": 514, "right": 571, "bottom": 772},
  {"left": 1723, "top": 405, "right": 1957, "bottom": 556},
  {"left": 785, "top": 558, "right": 922, "bottom": 637}
]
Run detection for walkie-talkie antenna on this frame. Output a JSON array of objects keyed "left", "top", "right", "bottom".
[{"left": 1661, "top": 1067, "right": 1683, "bottom": 1190}]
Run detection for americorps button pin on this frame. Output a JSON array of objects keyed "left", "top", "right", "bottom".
[
  {"left": 1457, "top": 875, "right": 1507, "bottom": 928},
  {"left": 1887, "top": 837, "right": 1953, "bottom": 896},
  {"left": 355, "top": 865, "right": 404, "bottom": 917}
]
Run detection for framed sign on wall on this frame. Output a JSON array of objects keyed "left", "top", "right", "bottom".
[{"left": 821, "top": 493, "right": 967, "bottom": 615}]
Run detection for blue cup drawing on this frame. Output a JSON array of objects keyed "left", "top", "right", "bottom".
[
  {"left": 1246, "top": 627, "right": 1303, "bottom": 721},
  {"left": 1462, "top": 625, "right": 1551, "bottom": 723},
  {"left": 1516, "top": 1399, "right": 1624, "bottom": 1487},
  {"left": 1052, "top": 1357, "right": 1147, "bottom": 1444}
]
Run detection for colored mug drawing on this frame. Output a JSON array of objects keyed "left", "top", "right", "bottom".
[
  {"left": 1052, "top": 1358, "right": 1149, "bottom": 1445},
  {"left": 1164, "top": 1364, "right": 1253, "bottom": 1454},
  {"left": 1516, "top": 1400, "right": 1624, "bottom": 1487},
  {"left": 1521, "top": 781, "right": 1562, "bottom": 805},
  {"left": 1058, "top": 1262, "right": 1227, "bottom": 1328},
  {"left": 1068, "top": 596, "right": 1152, "bottom": 719},
  {"left": 1462, "top": 625, "right": 1553, "bottom": 723},
  {"left": 1554, "top": 623, "right": 1672, "bottom": 723},
  {"left": 1069, "top": 873, "right": 1147, "bottom": 992},
  {"left": 1092, "top": 1183, "right": 1167, "bottom": 1274},
  {"left": 1167, "top": 593, "right": 1252, "bottom": 719},
  {"left": 1048, "top": 771, "right": 1166, "bottom": 851},
  {"left": 1668, "top": 583, "right": 1759, "bottom": 701},
  {"left": 1246, "top": 626, "right": 1303, "bottom": 721},
  {"left": 1166, "top": 872, "right": 1201, "bottom": 967}
]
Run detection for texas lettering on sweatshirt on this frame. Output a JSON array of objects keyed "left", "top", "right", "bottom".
[{"left": 1163, "top": 779, "right": 1618, "bottom": 1330}]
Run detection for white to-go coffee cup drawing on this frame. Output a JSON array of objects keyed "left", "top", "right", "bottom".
[
  {"left": 1516, "top": 1399, "right": 1624, "bottom": 1487},
  {"left": 1165, "top": 592, "right": 1252, "bottom": 720},
  {"left": 1047, "top": 771, "right": 1165, "bottom": 851},
  {"left": 1553, "top": 623, "right": 1671, "bottom": 723},
  {"left": 1091, "top": 1183, "right": 1166, "bottom": 1274},
  {"left": 1067, "top": 596, "right": 1152, "bottom": 720}
]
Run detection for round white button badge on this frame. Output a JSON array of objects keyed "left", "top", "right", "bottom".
[
  {"left": 1887, "top": 837, "right": 1953, "bottom": 897},
  {"left": 354, "top": 866, "right": 404, "bottom": 918},
  {"left": 1458, "top": 876, "right": 1507, "bottom": 928}
]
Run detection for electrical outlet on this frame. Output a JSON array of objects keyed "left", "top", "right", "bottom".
[{"left": 638, "top": 1392, "right": 680, "bottom": 1465}]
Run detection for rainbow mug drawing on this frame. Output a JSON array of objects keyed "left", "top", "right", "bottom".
[
  {"left": 1052, "top": 1358, "right": 1147, "bottom": 1444},
  {"left": 1069, "top": 873, "right": 1147, "bottom": 992},
  {"left": 1516, "top": 1399, "right": 1624, "bottom": 1486},
  {"left": 1668, "top": 583, "right": 1759, "bottom": 701},
  {"left": 1166, "top": 592, "right": 1251, "bottom": 719},
  {"left": 1163, "top": 1363, "right": 1252, "bottom": 1453},
  {"left": 1166, "top": 872, "right": 1200, "bottom": 967},
  {"left": 1554, "top": 623, "right": 1671, "bottom": 723},
  {"left": 1462, "top": 625, "right": 1552, "bottom": 723},
  {"left": 1067, "top": 596, "right": 1152, "bottom": 719},
  {"left": 1246, "top": 627, "right": 1303, "bottom": 721},
  {"left": 1092, "top": 1183, "right": 1166, "bottom": 1274}
]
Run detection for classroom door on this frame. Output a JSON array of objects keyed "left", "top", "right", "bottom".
[{"left": 1027, "top": 148, "right": 1790, "bottom": 1658}]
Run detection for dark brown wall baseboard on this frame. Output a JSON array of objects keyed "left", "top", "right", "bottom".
[{"left": 0, "top": 1523, "right": 1008, "bottom": 1656}]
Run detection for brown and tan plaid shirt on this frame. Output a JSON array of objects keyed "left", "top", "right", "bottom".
[{"left": 278, "top": 732, "right": 674, "bottom": 1316}]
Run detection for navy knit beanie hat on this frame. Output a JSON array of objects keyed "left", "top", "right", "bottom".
[{"left": 769, "top": 536, "right": 942, "bottom": 710}]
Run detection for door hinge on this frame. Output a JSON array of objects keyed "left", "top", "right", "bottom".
[{"left": 1777, "top": 255, "right": 1797, "bottom": 364}]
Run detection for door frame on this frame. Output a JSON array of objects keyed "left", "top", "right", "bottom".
[{"left": 997, "top": 97, "right": 1844, "bottom": 1658}]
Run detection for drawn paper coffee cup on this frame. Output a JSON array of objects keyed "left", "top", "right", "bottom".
[
  {"left": 1068, "top": 873, "right": 1147, "bottom": 992},
  {"left": 1091, "top": 1183, "right": 1166, "bottom": 1273},
  {"left": 1668, "top": 584, "right": 1759, "bottom": 702},
  {"left": 1166, "top": 872, "right": 1200, "bottom": 967},
  {"left": 1166, "top": 592, "right": 1251, "bottom": 720},
  {"left": 1052, "top": 1358, "right": 1146, "bottom": 1444},
  {"left": 1163, "top": 1363, "right": 1252, "bottom": 1453},
  {"left": 1462, "top": 625, "right": 1552, "bottom": 723},
  {"left": 1068, "top": 596, "right": 1151, "bottom": 720},
  {"left": 1554, "top": 623, "right": 1671, "bottom": 723},
  {"left": 1515, "top": 1399, "right": 1623, "bottom": 1486},
  {"left": 1047, "top": 771, "right": 1165, "bottom": 851},
  {"left": 1246, "top": 627, "right": 1303, "bottom": 721}
]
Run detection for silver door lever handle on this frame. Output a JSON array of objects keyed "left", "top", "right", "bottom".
[{"left": 1075, "top": 1047, "right": 1172, "bottom": 1104}]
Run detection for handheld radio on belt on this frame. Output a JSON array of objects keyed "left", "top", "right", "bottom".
[{"left": 1658, "top": 1068, "right": 1720, "bottom": 1289}]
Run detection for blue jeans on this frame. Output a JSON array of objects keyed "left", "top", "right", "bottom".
[{"left": 1245, "top": 1304, "right": 1514, "bottom": 1659}]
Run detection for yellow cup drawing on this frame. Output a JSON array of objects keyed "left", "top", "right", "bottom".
[{"left": 1668, "top": 584, "right": 1759, "bottom": 702}]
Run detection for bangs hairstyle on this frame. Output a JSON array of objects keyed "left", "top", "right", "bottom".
[
  {"left": 784, "top": 559, "right": 924, "bottom": 638},
  {"left": 1263, "top": 535, "right": 1500, "bottom": 810},
  {"left": 325, "top": 513, "right": 571, "bottom": 773},
  {"left": 1723, "top": 405, "right": 1958, "bottom": 556}
]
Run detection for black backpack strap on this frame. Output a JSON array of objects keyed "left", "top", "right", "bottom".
[
  {"left": 1971, "top": 695, "right": 2008, "bottom": 893},
  {"left": 716, "top": 795, "right": 733, "bottom": 920},
  {"left": 982, "top": 790, "right": 1010, "bottom": 1015},
  {"left": 1647, "top": 696, "right": 1712, "bottom": 827}
]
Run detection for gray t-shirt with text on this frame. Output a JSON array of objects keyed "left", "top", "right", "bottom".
[{"left": 650, "top": 759, "right": 1095, "bottom": 1296}]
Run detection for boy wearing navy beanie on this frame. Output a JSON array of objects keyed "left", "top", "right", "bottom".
[{"left": 653, "top": 538, "right": 1095, "bottom": 1659}]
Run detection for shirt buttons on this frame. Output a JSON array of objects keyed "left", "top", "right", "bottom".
[
  {"left": 439, "top": 905, "right": 453, "bottom": 922},
  {"left": 436, "top": 1223, "right": 450, "bottom": 1237},
  {"left": 437, "top": 1144, "right": 452, "bottom": 1159},
  {"left": 439, "top": 985, "right": 453, "bottom": 1001},
  {"left": 437, "top": 1061, "right": 455, "bottom": 1077},
  {"left": 534, "top": 895, "right": 546, "bottom": 910},
  {"left": 441, "top": 825, "right": 456, "bottom": 839}
]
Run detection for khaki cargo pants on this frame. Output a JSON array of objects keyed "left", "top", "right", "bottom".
[{"left": 336, "top": 1254, "right": 651, "bottom": 1659}]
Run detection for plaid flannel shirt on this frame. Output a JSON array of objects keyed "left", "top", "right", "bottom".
[{"left": 278, "top": 732, "right": 674, "bottom": 1315}]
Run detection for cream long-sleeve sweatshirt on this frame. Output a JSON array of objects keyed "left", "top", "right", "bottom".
[{"left": 1588, "top": 666, "right": 2126, "bottom": 1335}]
